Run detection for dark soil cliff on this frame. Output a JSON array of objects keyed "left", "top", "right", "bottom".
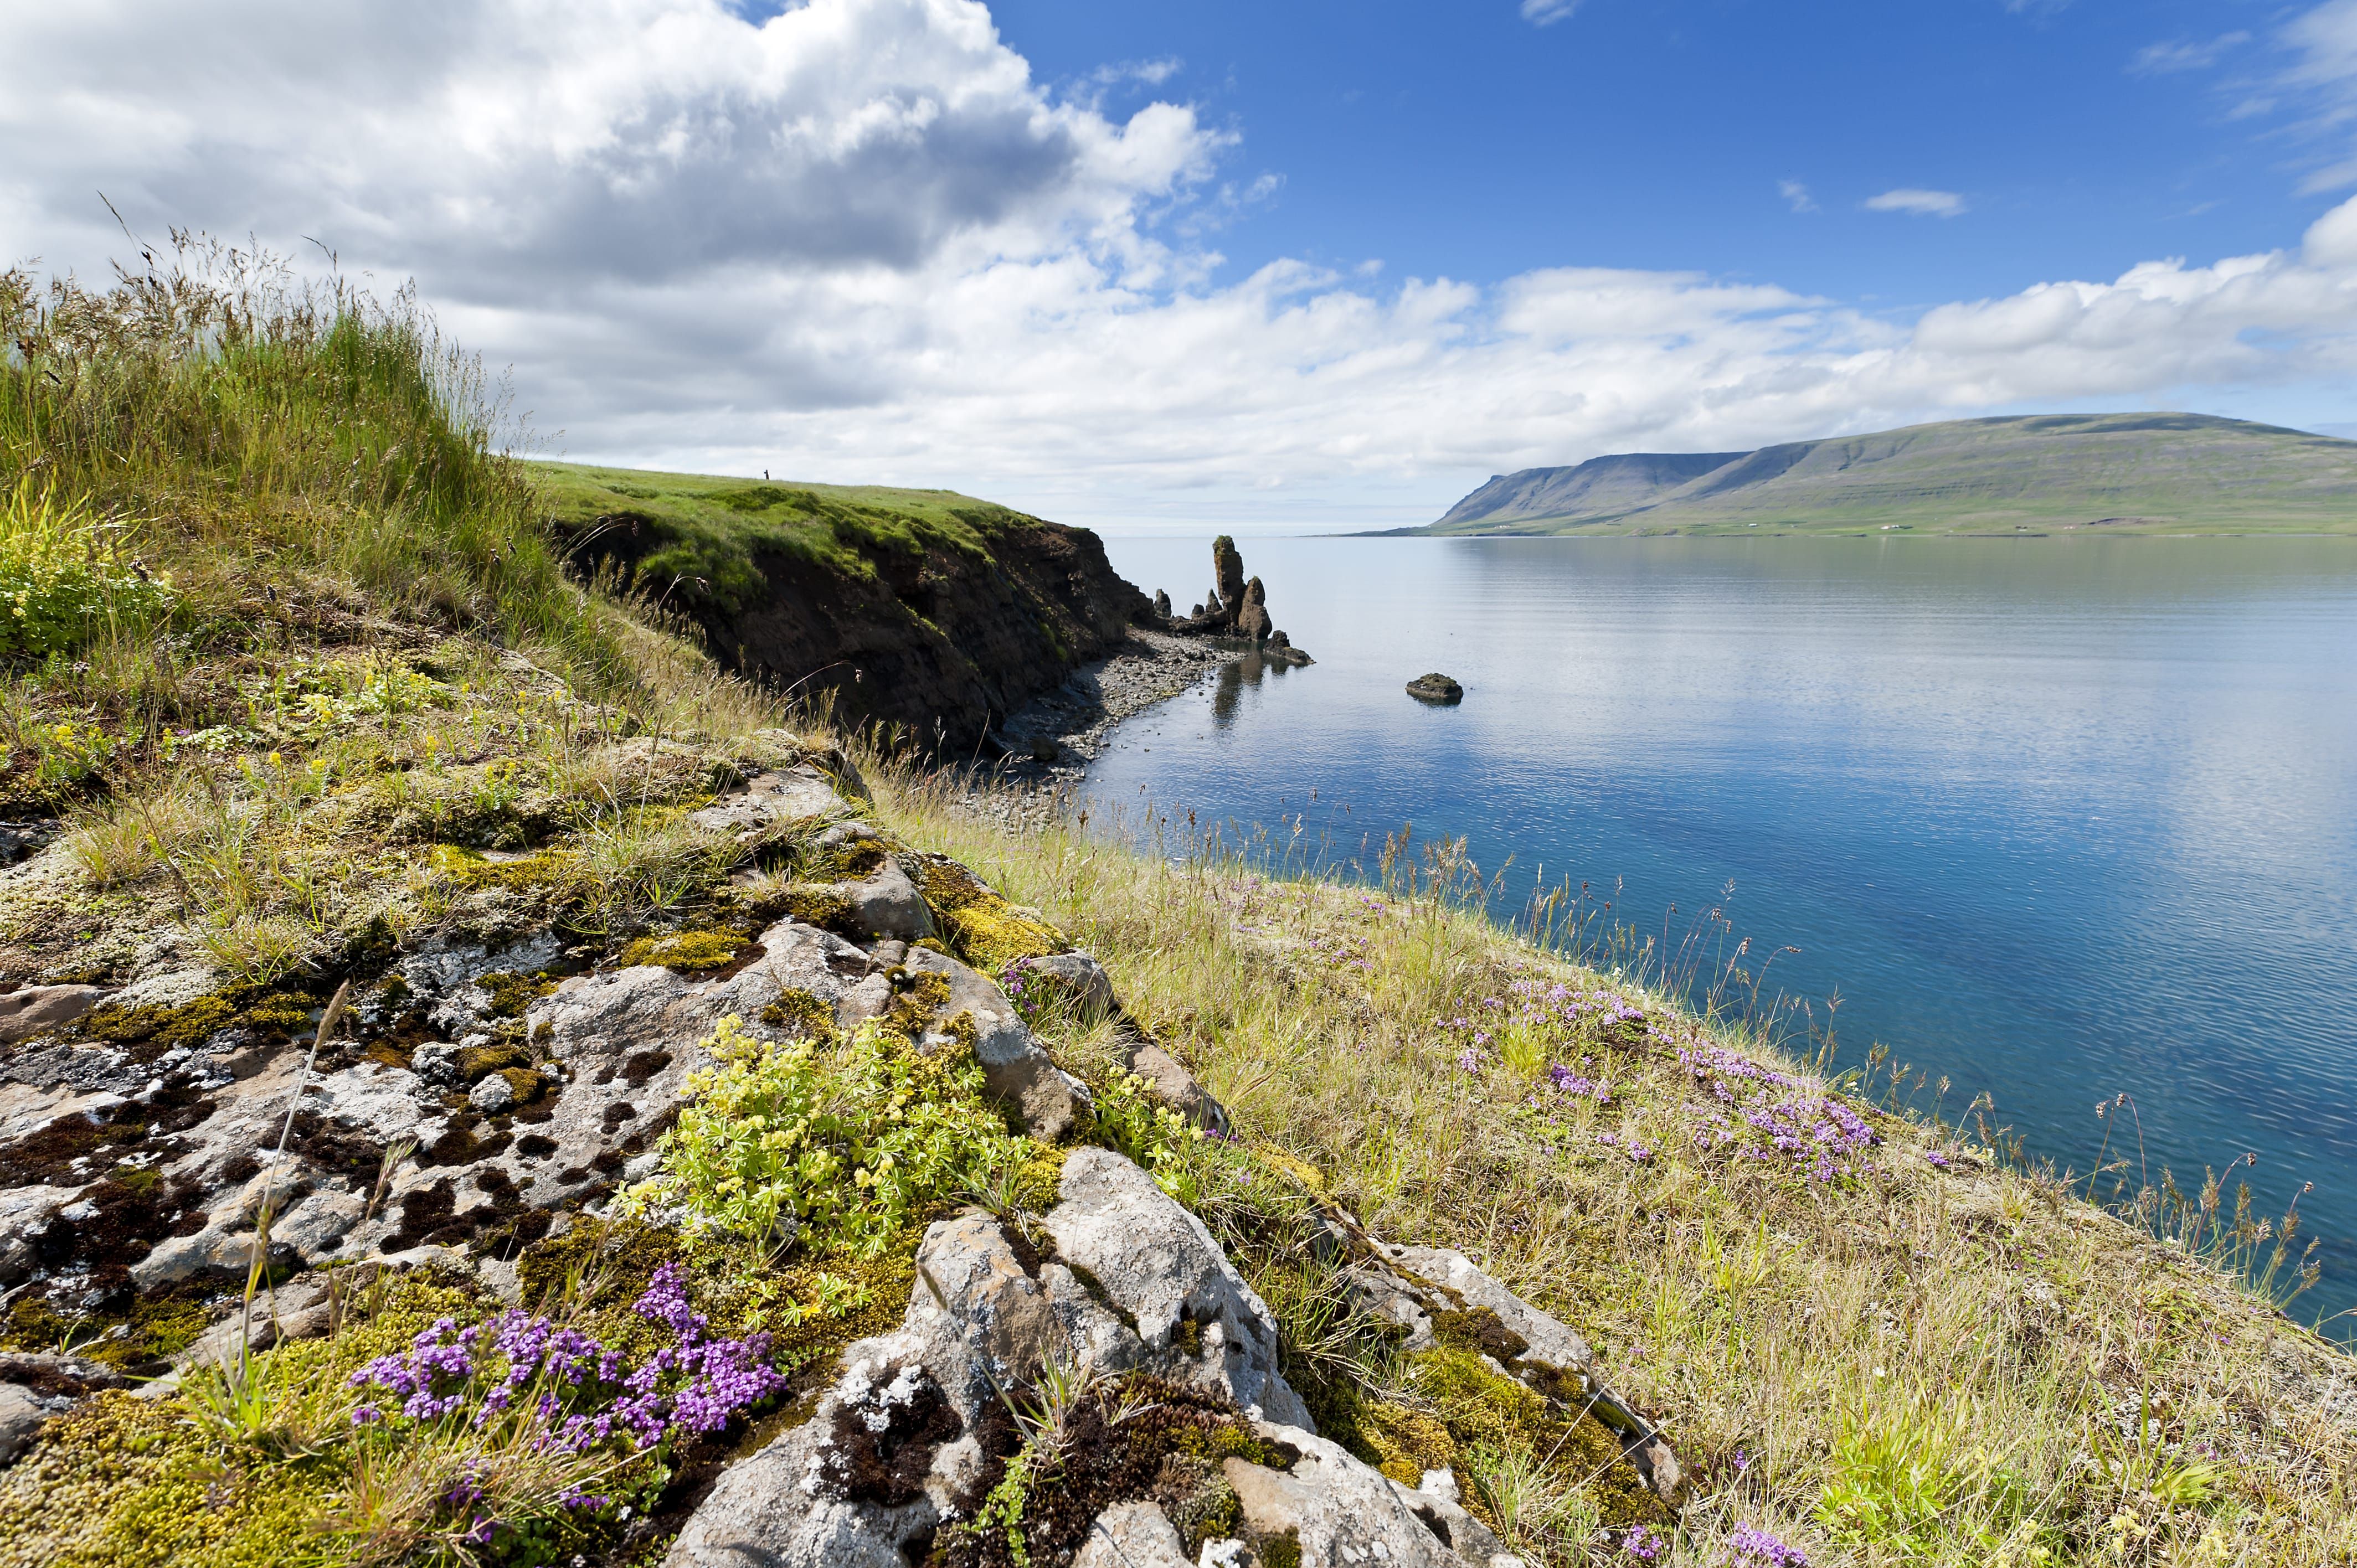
[{"left": 536, "top": 462, "right": 1150, "bottom": 750}]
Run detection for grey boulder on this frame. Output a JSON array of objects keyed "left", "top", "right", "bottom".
[
  {"left": 688, "top": 765, "right": 848, "bottom": 840},
  {"left": 1043, "top": 1148, "right": 1311, "bottom": 1428},
  {"left": 903, "top": 947, "right": 1083, "bottom": 1140},
  {"left": 1223, "top": 1422, "right": 1480, "bottom": 1567},
  {"left": 662, "top": 1339, "right": 956, "bottom": 1568},
  {"left": 1073, "top": 1500, "right": 1192, "bottom": 1568}
]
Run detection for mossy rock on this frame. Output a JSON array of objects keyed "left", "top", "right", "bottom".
[
  {"left": 760, "top": 884, "right": 859, "bottom": 938},
  {"left": 1, "top": 1287, "right": 212, "bottom": 1371},
  {"left": 433, "top": 844, "right": 585, "bottom": 897},
  {"left": 493, "top": 1065, "right": 548, "bottom": 1105},
  {"left": 455, "top": 1041, "right": 532, "bottom": 1084},
  {"left": 759, "top": 987, "right": 844, "bottom": 1047},
  {"left": 617, "top": 928, "right": 752, "bottom": 973},
  {"left": 240, "top": 992, "right": 316, "bottom": 1034},
  {"left": 75, "top": 994, "right": 236, "bottom": 1051},
  {"left": 476, "top": 969, "right": 559, "bottom": 1018},
  {"left": 913, "top": 857, "right": 1068, "bottom": 972}
]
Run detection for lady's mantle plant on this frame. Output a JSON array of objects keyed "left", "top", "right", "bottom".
[
  {"left": 620, "top": 1011, "right": 1030, "bottom": 1256},
  {"left": 0, "top": 477, "right": 174, "bottom": 657}
]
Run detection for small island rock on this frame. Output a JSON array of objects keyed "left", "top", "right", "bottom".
[{"left": 1406, "top": 673, "right": 1463, "bottom": 704}]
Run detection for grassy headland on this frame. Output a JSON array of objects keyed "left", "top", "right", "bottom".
[{"left": 1, "top": 254, "right": 2351, "bottom": 1567}]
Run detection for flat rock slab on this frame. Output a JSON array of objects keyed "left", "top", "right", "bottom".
[{"left": 0, "top": 986, "right": 110, "bottom": 1045}]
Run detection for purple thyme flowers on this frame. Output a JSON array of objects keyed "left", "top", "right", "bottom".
[
  {"left": 1728, "top": 1525, "right": 1809, "bottom": 1566},
  {"left": 1678, "top": 1046, "right": 1879, "bottom": 1182},
  {"left": 348, "top": 1263, "right": 788, "bottom": 1453}
]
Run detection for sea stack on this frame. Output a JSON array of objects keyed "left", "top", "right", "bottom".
[{"left": 1212, "top": 535, "right": 1247, "bottom": 630}]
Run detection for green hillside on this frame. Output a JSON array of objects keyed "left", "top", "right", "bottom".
[
  {"left": 1418, "top": 413, "right": 2357, "bottom": 535},
  {"left": 527, "top": 460, "right": 1026, "bottom": 615}
]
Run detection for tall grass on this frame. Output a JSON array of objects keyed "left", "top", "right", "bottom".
[
  {"left": 868, "top": 765, "right": 2357, "bottom": 1566},
  {"left": 0, "top": 238, "right": 770, "bottom": 739}
]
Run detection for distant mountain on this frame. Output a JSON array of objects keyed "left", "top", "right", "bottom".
[{"left": 1413, "top": 414, "right": 2357, "bottom": 535}]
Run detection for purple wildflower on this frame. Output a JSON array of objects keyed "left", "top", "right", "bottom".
[
  {"left": 1728, "top": 1525, "right": 1808, "bottom": 1566},
  {"left": 1622, "top": 1525, "right": 1667, "bottom": 1560}
]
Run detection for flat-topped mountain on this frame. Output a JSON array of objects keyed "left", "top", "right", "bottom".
[{"left": 1416, "top": 413, "right": 2357, "bottom": 535}]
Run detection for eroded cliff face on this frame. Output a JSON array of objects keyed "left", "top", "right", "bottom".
[
  {"left": 725, "top": 522, "right": 1145, "bottom": 751},
  {"left": 570, "top": 504, "right": 1149, "bottom": 751}
]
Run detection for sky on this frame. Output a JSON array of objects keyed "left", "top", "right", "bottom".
[{"left": 7, "top": 0, "right": 2357, "bottom": 531}]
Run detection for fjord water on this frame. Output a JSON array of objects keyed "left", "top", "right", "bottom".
[{"left": 1087, "top": 535, "right": 2357, "bottom": 1324}]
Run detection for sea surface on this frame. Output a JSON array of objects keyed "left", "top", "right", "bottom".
[{"left": 1084, "top": 535, "right": 2357, "bottom": 1327}]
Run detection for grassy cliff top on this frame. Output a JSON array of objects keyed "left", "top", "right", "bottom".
[
  {"left": 528, "top": 458, "right": 1045, "bottom": 616},
  {"left": 1420, "top": 413, "right": 2357, "bottom": 536}
]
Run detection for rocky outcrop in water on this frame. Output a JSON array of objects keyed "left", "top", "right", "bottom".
[{"left": 1407, "top": 673, "right": 1464, "bottom": 704}]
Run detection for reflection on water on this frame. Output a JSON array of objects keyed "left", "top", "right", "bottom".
[
  {"left": 1210, "top": 652, "right": 1294, "bottom": 728},
  {"left": 1087, "top": 535, "right": 2357, "bottom": 1328}
]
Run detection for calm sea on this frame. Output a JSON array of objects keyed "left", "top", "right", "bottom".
[{"left": 1086, "top": 535, "right": 2357, "bottom": 1327}]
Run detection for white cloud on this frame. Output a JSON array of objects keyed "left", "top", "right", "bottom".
[
  {"left": 1519, "top": 0, "right": 1580, "bottom": 27},
  {"left": 1778, "top": 179, "right": 1818, "bottom": 213},
  {"left": 2129, "top": 32, "right": 2250, "bottom": 76},
  {"left": 9, "top": 0, "right": 2357, "bottom": 530},
  {"left": 1864, "top": 188, "right": 1967, "bottom": 218}
]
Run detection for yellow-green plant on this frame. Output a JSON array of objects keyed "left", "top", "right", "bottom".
[
  {"left": 0, "top": 476, "right": 174, "bottom": 658},
  {"left": 623, "top": 1014, "right": 1029, "bottom": 1256}
]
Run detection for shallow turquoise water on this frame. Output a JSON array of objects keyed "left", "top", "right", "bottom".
[{"left": 1087, "top": 535, "right": 2357, "bottom": 1325}]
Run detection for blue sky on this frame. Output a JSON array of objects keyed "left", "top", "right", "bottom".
[
  {"left": 8, "top": 0, "right": 2357, "bottom": 528},
  {"left": 1001, "top": 1, "right": 2336, "bottom": 327}
]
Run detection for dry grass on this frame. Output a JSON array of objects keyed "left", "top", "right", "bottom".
[{"left": 872, "top": 770, "right": 2357, "bottom": 1567}]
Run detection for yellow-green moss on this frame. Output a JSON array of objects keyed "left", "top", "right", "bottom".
[
  {"left": 454, "top": 1040, "right": 531, "bottom": 1082},
  {"left": 617, "top": 928, "right": 749, "bottom": 973},
  {"left": 241, "top": 993, "right": 316, "bottom": 1033},
  {"left": 495, "top": 1065, "right": 547, "bottom": 1105},
  {"left": 433, "top": 844, "right": 584, "bottom": 896},
  {"left": 0, "top": 1395, "right": 322, "bottom": 1568},
  {"left": 0, "top": 1275, "right": 486, "bottom": 1568},
  {"left": 1404, "top": 1344, "right": 1664, "bottom": 1529},
  {"left": 476, "top": 969, "right": 559, "bottom": 1018},
  {"left": 1361, "top": 1401, "right": 1458, "bottom": 1487},
  {"left": 76, "top": 994, "right": 236, "bottom": 1049},
  {"left": 913, "top": 858, "right": 1068, "bottom": 972},
  {"left": 759, "top": 987, "right": 843, "bottom": 1046},
  {"left": 880, "top": 969, "right": 955, "bottom": 1041},
  {"left": 762, "top": 883, "right": 857, "bottom": 936}
]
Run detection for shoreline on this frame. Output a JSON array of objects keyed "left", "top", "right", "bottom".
[{"left": 994, "top": 625, "right": 1241, "bottom": 771}]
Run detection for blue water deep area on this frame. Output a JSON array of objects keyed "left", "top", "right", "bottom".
[{"left": 1083, "top": 535, "right": 2357, "bottom": 1326}]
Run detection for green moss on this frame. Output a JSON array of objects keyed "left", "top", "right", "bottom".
[
  {"left": 0, "top": 1394, "right": 322, "bottom": 1568},
  {"left": 76, "top": 994, "right": 236, "bottom": 1049},
  {"left": 5, "top": 1285, "right": 230, "bottom": 1372},
  {"left": 477, "top": 969, "right": 559, "bottom": 1018},
  {"left": 1404, "top": 1343, "right": 1665, "bottom": 1529},
  {"left": 616, "top": 927, "right": 751, "bottom": 973},
  {"left": 434, "top": 844, "right": 584, "bottom": 896},
  {"left": 913, "top": 858, "right": 1068, "bottom": 972},
  {"left": 0, "top": 1275, "right": 490, "bottom": 1568},
  {"left": 881, "top": 969, "right": 955, "bottom": 1041},
  {"left": 1257, "top": 1534, "right": 1303, "bottom": 1568},
  {"left": 454, "top": 1040, "right": 531, "bottom": 1083},
  {"left": 763, "top": 883, "right": 858, "bottom": 938},
  {"left": 240, "top": 992, "right": 315, "bottom": 1033},
  {"left": 494, "top": 1065, "right": 547, "bottom": 1105},
  {"left": 759, "top": 988, "right": 843, "bottom": 1047}
]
